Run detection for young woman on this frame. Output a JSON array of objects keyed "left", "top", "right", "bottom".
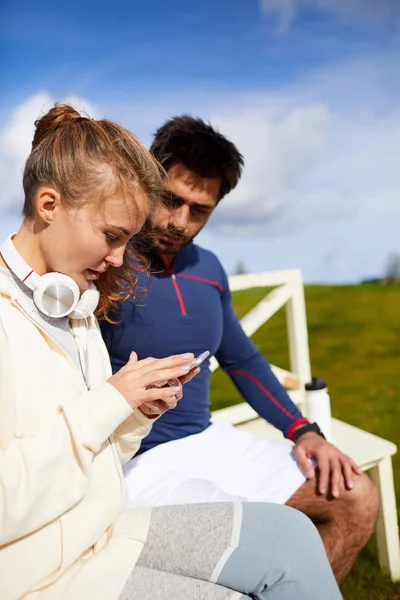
[{"left": 0, "top": 104, "right": 342, "bottom": 600}]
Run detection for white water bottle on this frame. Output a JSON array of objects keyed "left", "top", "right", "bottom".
[{"left": 305, "top": 377, "right": 332, "bottom": 441}]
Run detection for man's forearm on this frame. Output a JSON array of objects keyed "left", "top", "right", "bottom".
[{"left": 225, "top": 354, "right": 309, "bottom": 439}]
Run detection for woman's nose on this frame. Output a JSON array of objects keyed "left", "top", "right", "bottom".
[{"left": 106, "top": 246, "right": 125, "bottom": 268}]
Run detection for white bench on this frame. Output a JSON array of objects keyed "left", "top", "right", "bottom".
[{"left": 210, "top": 269, "right": 400, "bottom": 581}]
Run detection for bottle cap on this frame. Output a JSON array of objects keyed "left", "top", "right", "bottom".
[{"left": 305, "top": 376, "right": 327, "bottom": 391}]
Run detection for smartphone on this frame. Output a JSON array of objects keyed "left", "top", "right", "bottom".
[
  {"left": 154, "top": 351, "right": 210, "bottom": 388},
  {"left": 188, "top": 350, "right": 210, "bottom": 370}
]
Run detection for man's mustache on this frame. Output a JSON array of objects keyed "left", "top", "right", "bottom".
[{"left": 154, "top": 227, "right": 188, "bottom": 242}]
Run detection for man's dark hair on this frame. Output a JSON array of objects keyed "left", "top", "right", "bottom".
[{"left": 150, "top": 115, "right": 244, "bottom": 201}]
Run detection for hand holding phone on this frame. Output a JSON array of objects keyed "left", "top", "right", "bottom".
[{"left": 154, "top": 351, "right": 210, "bottom": 388}]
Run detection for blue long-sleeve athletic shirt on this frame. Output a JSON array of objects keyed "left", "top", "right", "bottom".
[{"left": 101, "top": 243, "right": 308, "bottom": 454}]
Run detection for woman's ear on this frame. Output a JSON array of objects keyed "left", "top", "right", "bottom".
[{"left": 36, "top": 186, "right": 62, "bottom": 224}]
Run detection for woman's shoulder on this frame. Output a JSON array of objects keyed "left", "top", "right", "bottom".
[{"left": 0, "top": 267, "right": 24, "bottom": 301}]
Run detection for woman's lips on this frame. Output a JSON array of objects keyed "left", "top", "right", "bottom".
[{"left": 86, "top": 269, "right": 101, "bottom": 280}]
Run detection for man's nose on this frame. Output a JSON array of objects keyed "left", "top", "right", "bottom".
[{"left": 170, "top": 205, "right": 190, "bottom": 231}]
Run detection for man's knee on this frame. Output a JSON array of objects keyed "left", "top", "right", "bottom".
[
  {"left": 321, "top": 472, "right": 380, "bottom": 541},
  {"left": 288, "top": 471, "right": 379, "bottom": 533},
  {"left": 343, "top": 473, "right": 379, "bottom": 520}
]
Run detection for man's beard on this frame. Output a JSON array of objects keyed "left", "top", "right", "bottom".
[{"left": 150, "top": 226, "right": 191, "bottom": 255}]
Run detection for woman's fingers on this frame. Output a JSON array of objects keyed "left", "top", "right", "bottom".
[
  {"left": 139, "top": 386, "right": 182, "bottom": 417},
  {"left": 129, "top": 351, "right": 138, "bottom": 363},
  {"left": 142, "top": 364, "right": 193, "bottom": 388},
  {"left": 179, "top": 367, "right": 200, "bottom": 385},
  {"left": 108, "top": 354, "right": 193, "bottom": 411},
  {"left": 129, "top": 353, "right": 194, "bottom": 374},
  {"left": 167, "top": 379, "right": 183, "bottom": 400},
  {"left": 144, "top": 385, "right": 181, "bottom": 403}
]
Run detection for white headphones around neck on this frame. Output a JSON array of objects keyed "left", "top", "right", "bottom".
[{"left": 0, "top": 234, "right": 100, "bottom": 319}]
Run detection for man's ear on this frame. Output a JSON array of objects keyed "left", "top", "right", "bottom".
[{"left": 35, "top": 187, "right": 62, "bottom": 224}]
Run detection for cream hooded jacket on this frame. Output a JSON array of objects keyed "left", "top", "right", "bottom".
[{"left": 0, "top": 272, "right": 155, "bottom": 600}]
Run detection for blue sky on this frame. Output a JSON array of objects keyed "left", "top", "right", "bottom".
[{"left": 1, "top": 0, "right": 400, "bottom": 281}]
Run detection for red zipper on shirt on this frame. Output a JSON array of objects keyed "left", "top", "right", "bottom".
[
  {"left": 171, "top": 274, "right": 187, "bottom": 316},
  {"left": 157, "top": 252, "right": 187, "bottom": 316}
]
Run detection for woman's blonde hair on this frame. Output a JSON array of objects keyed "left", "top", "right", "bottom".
[{"left": 23, "top": 103, "right": 164, "bottom": 321}]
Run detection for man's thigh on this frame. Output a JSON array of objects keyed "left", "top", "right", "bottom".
[
  {"left": 123, "top": 424, "right": 247, "bottom": 507},
  {"left": 218, "top": 427, "right": 306, "bottom": 504},
  {"left": 124, "top": 422, "right": 306, "bottom": 507}
]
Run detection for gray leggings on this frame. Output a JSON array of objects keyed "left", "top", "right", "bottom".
[{"left": 119, "top": 502, "right": 342, "bottom": 599}]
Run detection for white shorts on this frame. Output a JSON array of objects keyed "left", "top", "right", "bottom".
[{"left": 123, "top": 421, "right": 306, "bottom": 508}]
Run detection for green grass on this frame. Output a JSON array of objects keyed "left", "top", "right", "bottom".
[{"left": 209, "top": 284, "right": 400, "bottom": 599}]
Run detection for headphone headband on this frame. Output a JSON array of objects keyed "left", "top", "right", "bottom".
[{"left": 0, "top": 234, "right": 42, "bottom": 291}]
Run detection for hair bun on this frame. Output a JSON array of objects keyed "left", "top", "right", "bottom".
[{"left": 32, "top": 103, "right": 82, "bottom": 150}]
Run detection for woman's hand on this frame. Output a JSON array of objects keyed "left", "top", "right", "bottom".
[
  {"left": 108, "top": 351, "right": 194, "bottom": 415},
  {"left": 178, "top": 366, "right": 201, "bottom": 385},
  {"left": 139, "top": 377, "right": 181, "bottom": 419},
  {"left": 139, "top": 366, "right": 201, "bottom": 419}
]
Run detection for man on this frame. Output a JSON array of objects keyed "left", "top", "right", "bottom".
[{"left": 101, "top": 116, "right": 379, "bottom": 583}]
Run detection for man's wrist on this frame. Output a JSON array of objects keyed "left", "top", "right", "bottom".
[{"left": 291, "top": 422, "right": 326, "bottom": 443}]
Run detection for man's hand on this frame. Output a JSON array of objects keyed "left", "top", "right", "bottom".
[{"left": 293, "top": 432, "right": 363, "bottom": 498}]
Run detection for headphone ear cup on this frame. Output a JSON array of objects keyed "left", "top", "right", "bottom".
[
  {"left": 69, "top": 284, "right": 100, "bottom": 319},
  {"left": 33, "top": 273, "right": 80, "bottom": 318}
]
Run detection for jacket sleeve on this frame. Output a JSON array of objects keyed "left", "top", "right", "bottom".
[
  {"left": 214, "top": 264, "right": 309, "bottom": 439},
  {"left": 0, "top": 381, "right": 134, "bottom": 546},
  {"left": 112, "top": 409, "right": 154, "bottom": 465}
]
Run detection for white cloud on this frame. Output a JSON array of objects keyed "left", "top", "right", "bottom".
[
  {"left": 209, "top": 103, "right": 332, "bottom": 235},
  {"left": 204, "top": 57, "right": 400, "bottom": 239},
  {"left": 261, "top": 0, "right": 400, "bottom": 30},
  {"left": 0, "top": 92, "right": 98, "bottom": 215},
  {"left": 0, "top": 92, "right": 52, "bottom": 215},
  {"left": 1, "top": 54, "right": 400, "bottom": 281}
]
